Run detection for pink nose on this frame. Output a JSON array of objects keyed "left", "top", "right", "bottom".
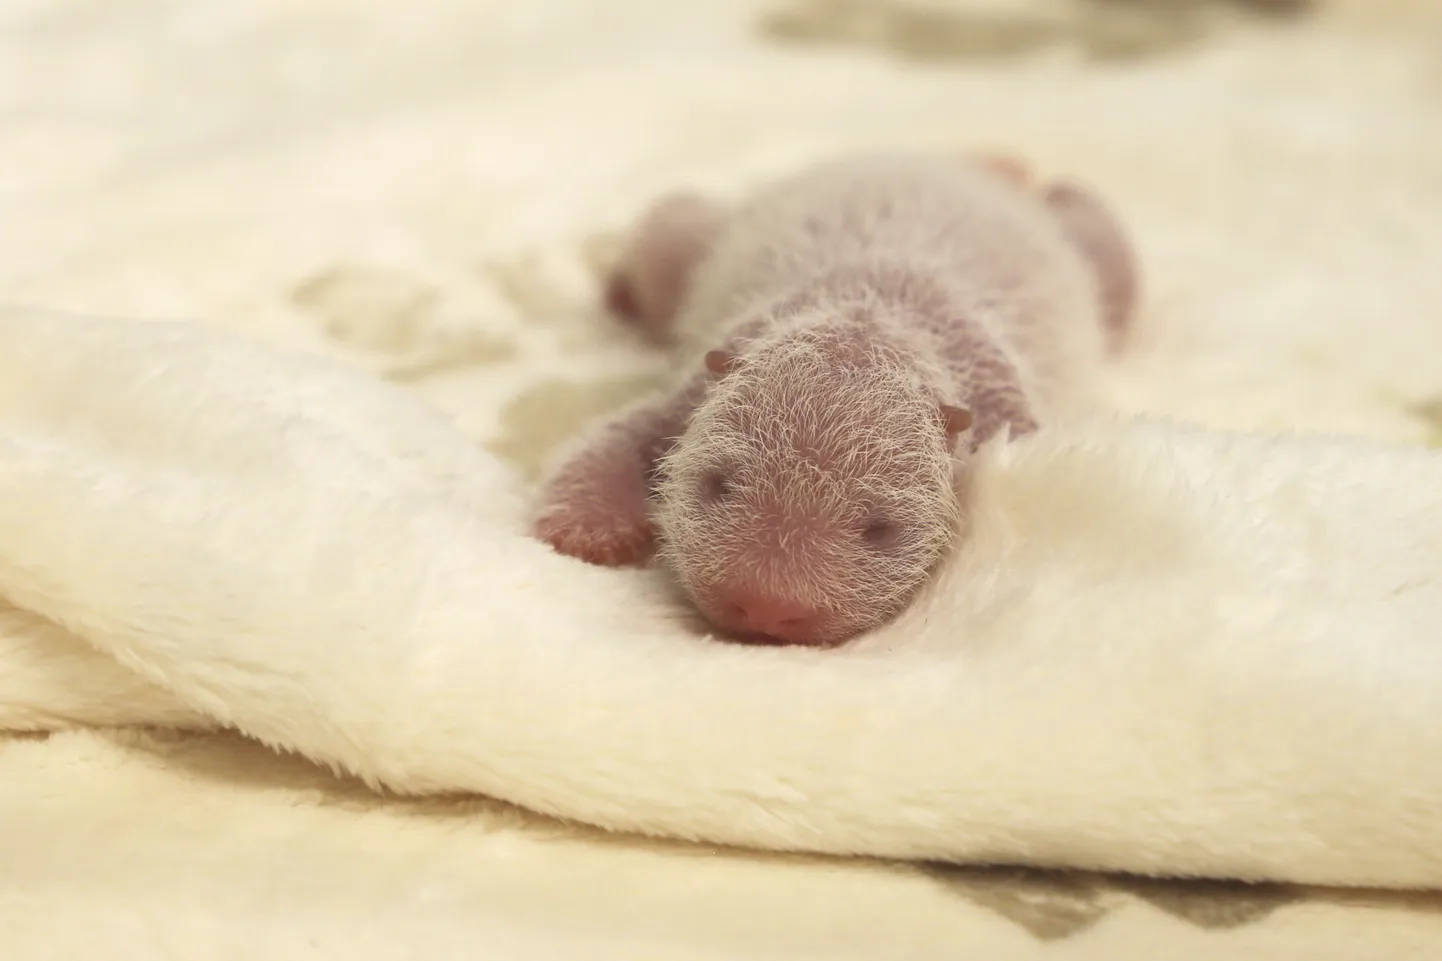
[{"left": 719, "top": 593, "right": 820, "bottom": 643}]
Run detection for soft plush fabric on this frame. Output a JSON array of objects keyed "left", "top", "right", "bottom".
[
  {"left": 6, "top": 299, "right": 1442, "bottom": 886},
  {"left": 5, "top": 0, "right": 1442, "bottom": 958}
]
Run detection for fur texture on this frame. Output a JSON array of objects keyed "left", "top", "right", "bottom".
[
  {"left": 653, "top": 318, "right": 964, "bottom": 645},
  {"left": 539, "top": 154, "right": 1131, "bottom": 644}
]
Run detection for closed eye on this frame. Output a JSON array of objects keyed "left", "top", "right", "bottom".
[
  {"left": 701, "top": 471, "right": 732, "bottom": 503},
  {"left": 861, "top": 517, "right": 900, "bottom": 550}
]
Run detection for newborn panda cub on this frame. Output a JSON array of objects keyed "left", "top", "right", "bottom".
[{"left": 533, "top": 152, "right": 1138, "bottom": 646}]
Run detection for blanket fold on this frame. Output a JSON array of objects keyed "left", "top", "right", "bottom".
[{"left": 2, "top": 301, "right": 1439, "bottom": 889}]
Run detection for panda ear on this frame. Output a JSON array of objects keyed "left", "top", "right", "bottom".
[
  {"left": 938, "top": 404, "right": 973, "bottom": 445},
  {"left": 705, "top": 349, "right": 739, "bottom": 377}
]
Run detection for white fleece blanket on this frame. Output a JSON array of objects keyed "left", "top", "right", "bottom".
[
  {"left": 6, "top": 292, "right": 1442, "bottom": 884},
  {"left": 6, "top": 0, "right": 1442, "bottom": 957}
]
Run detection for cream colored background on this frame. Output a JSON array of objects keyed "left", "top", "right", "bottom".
[{"left": 3, "top": 0, "right": 1442, "bottom": 958}]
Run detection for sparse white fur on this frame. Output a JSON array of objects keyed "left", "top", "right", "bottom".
[
  {"left": 651, "top": 154, "right": 1111, "bottom": 642},
  {"left": 656, "top": 320, "right": 962, "bottom": 623},
  {"left": 674, "top": 154, "right": 1106, "bottom": 421}
]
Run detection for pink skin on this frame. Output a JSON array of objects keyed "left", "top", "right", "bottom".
[
  {"left": 603, "top": 192, "right": 725, "bottom": 345},
  {"left": 531, "top": 381, "right": 698, "bottom": 567},
  {"left": 654, "top": 309, "right": 977, "bottom": 646},
  {"left": 535, "top": 153, "right": 1138, "bottom": 644},
  {"left": 1043, "top": 182, "right": 1138, "bottom": 350}
]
